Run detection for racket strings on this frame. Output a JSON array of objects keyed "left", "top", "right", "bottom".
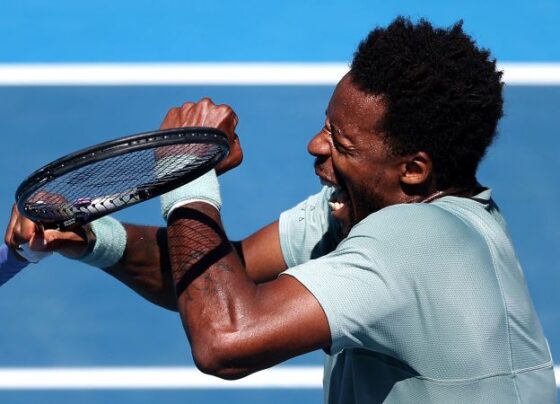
[{"left": 22, "top": 142, "right": 225, "bottom": 224}]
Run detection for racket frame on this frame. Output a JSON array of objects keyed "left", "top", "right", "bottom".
[{"left": 15, "top": 127, "right": 229, "bottom": 228}]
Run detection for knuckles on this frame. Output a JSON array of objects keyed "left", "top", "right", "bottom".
[
  {"left": 4, "top": 204, "right": 36, "bottom": 248},
  {"left": 160, "top": 98, "right": 242, "bottom": 176},
  {"left": 163, "top": 98, "right": 237, "bottom": 134}
]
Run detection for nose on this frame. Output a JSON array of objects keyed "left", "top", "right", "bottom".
[{"left": 307, "top": 129, "right": 331, "bottom": 157}]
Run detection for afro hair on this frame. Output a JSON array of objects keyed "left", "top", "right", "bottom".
[{"left": 351, "top": 17, "right": 504, "bottom": 188}]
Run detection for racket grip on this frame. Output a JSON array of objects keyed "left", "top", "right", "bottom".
[{"left": 16, "top": 242, "right": 53, "bottom": 263}]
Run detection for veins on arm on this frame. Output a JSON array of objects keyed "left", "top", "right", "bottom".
[
  {"left": 93, "top": 216, "right": 285, "bottom": 312},
  {"left": 165, "top": 203, "right": 331, "bottom": 379}
]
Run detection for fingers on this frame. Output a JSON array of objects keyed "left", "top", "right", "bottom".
[
  {"left": 159, "top": 98, "right": 243, "bottom": 176},
  {"left": 180, "top": 98, "right": 235, "bottom": 131},
  {"left": 179, "top": 101, "right": 196, "bottom": 125},
  {"left": 28, "top": 230, "right": 47, "bottom": 251},
  {"left": 4, "top": 204, "right": 39, "bottom": 250},
  {"left": 4, "top": 204, "right": 19, "bottom": 247},
  {"left": 41, "top": 228, "right": 89, "bottom": 259},
  {"left": 160, "top": 98, "right": 238, "bottom": 137},
  {"left": 4, "top": 203, "right": 88, "bottom": 257},
  {"left": 215, "top": 132, "right": 243, "bottom": 176},
  {"left": 159, "top": 107, "right": 182, "bottom": 130}
]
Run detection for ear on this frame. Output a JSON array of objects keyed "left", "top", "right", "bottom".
[{"left": 400, "top": 152, "right": 432, "bottom": 186}]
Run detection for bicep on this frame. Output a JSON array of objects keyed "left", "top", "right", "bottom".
[
  {"left": 236, "top": 187, "right": 337, "bottom": 283},
  {"left": 211, "top": 274, "right": 331, "bottom": 377},
  {"left": 257, "top": 274, "right": 332, "bottom": 351},
  {"left": 234, "top": 221, "right": 287, "bottom": 283}
]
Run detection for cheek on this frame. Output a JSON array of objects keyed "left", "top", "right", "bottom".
[
  {"left": 331, "top": 153, "right": 355, "bottom": 178},
  {"left": 348, "top": 169, "right": 387, "bottom": 216}
]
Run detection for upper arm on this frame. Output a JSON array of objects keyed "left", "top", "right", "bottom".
[
  {"left": 195, "top": 273, "right": 331, "bottom": 379},
  {"left": 234, "top": 187, "right": 339, "bottom": 284},
  {"left": 234, "top": 221, "right": 287, "bottom": 283},
  {"left": 165, "top": 204, "right": 330, "bottom": 378}
]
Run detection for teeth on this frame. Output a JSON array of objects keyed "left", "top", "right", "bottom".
[{"left": 328, "top": 201, "right": 345, "bottom": 211}]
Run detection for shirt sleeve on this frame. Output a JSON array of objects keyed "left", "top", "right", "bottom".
[
  {"left": 281, "top": 219, "right": 400, "bottom": 354},
  {"left": 278, "top": 186, "right": 341, "bottom": 267},
  {"left": 281, "top": 202, "right": 499, "bottom": 357}
]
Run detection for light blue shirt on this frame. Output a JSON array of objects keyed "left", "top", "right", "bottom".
[{"left": 279, "top": 187, "right": 556, "bottom": 403}]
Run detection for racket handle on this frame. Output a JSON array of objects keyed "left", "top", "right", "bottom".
[
  {"left": 0, "top": 243, "right": 30, "bottom": 286},
  {"left": 15, "top": 242, "right": 53, "bottom": 263}
]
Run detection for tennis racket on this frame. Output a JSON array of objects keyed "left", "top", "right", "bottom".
[{"left": 11, "top": 126, "right": 229, "bottom": 265}]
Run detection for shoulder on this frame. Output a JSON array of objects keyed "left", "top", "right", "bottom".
[
  {"left": 279, "top": 187, "right": 341, "bottom": 267},
  {"left": 350, "top": 202, "right": 472, "bottom": 240},
  {"left": 340, "top": 201, "right": 492, "bottom": 266},
  {"left": 279, "top": 186, "right": 333, "bottom": 220}
]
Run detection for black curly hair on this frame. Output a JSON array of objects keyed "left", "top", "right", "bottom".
[{"left": 351, "top": 17, "right": 503, "bottom": 189}]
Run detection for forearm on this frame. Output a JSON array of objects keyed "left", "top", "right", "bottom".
[
  {"left": 166, "top": 203, "right": 327, "bottom": 379},
  {"left": 167, "top": 203, "right": 261, "bottom": 374},
  {"left": 95, "top": 220, "right": 286, "bottom": 311},
  {"left": 102, "top": 223, "right": 178, "bottom": 311}
]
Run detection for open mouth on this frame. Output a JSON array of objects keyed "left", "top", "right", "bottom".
[
  {"left": 318, "top": 175, "right": 353, "bottom": 235},
  {"left": 323, "top": 182, "right": 351, "bottom": 224},
  {"left": 328, "top": 186, "right": 347, "bottom": 213},
  {"left": 319, "top": 179, "right": 349, "bottom": 213}
]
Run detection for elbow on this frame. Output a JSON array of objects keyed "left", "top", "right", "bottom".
[{"left": 191, "top": 332, "right": 254, "bottom": 380}]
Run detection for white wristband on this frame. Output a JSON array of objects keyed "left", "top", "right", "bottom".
[
  {"left": 77, "top": 216, "right": 127, "bottom": 269},
  {"left": 160, "top": 169, "right": 222, "bottom": 221}
]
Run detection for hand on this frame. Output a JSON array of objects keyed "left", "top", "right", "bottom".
[
  {"left": 4, "top": 204, "right": 90, "bottom": 259},
  {"left": 159, "top": 98, "right": 243, "bottom": 175}
]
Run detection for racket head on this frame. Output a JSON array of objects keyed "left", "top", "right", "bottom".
[{"left": 15, "top": 127, "right": 229, "bottom": 228}]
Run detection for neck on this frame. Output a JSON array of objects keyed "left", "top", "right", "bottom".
[
  {"left": 402, "top": 179, "right": 481, "bottom": 205},
  {"left": 422, "top": 183, "right": 482, "bottom": 203}
]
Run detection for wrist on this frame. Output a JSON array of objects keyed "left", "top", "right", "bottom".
[
  {"left": 59, "top": 224, "right": 96, "bottom": 260},
  {"left": 160, "top": 169, "right": 222, "bottom": 221},
  {"left": 74, "top": 216, "right": 126, "bottom": 269}
]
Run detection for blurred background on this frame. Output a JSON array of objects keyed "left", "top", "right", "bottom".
[{"left": 0, "top": 1, "right": 558, "bottom": 403}]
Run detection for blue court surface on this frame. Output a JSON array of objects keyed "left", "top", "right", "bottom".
[{"left": 0, "top": 1, "right": 559, "bottom": 403}]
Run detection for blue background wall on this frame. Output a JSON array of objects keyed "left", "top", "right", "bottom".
[
  {"left": 1, "top": 0, "right": 560, "bottom": 62},
  {"left": 0, "top": 1, "right": 558, "bottom": 403}
]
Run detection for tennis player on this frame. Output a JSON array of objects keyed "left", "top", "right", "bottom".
[{"left": 5, "top": 17, "right": 556, "bottom": 403}]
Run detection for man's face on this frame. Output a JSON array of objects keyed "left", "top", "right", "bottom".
[{"left": 308, "top": 74, "right": 407, "bottom": 235}]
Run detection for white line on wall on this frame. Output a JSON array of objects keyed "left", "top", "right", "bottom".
[
  {"left": 0, "top": 366, "right": 322, "bottom": 390},
  {"left": 0, "top": 63, "right": 558, "bottom": 86},
  {"left": 0, "top": 365, "right": 557, "bottom": 390}
]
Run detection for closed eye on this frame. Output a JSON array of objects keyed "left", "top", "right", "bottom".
[
  {"left": 332, "top": 136, "right": 345, "bottom": 152},
  {"left": 330, "top": 126, "right": 352, "bottom": 154}
]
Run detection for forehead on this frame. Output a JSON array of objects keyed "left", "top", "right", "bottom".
[{"left": 327, "top": 74, "right": 386, "bottom": 134}]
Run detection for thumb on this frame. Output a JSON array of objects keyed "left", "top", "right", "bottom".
[
  {"left": 28, "top": 234, "right": 48, "bottom": 251},
  {"left": 43, "top": 227, "right": 90, "bottom": 259},
  {"left": 28, "top": 225, "right": 47, "bottom": 251}
]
